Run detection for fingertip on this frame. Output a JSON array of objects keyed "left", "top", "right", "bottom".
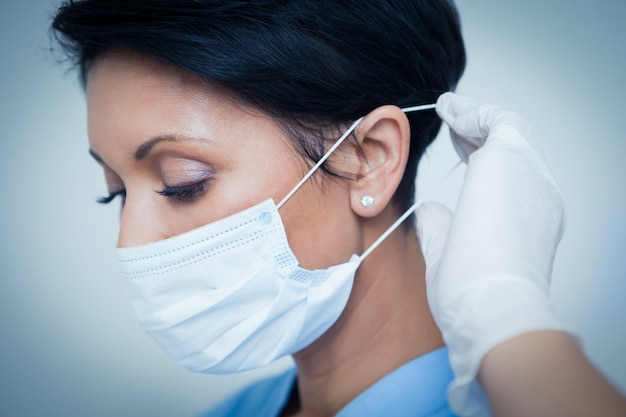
[
  {"left": 437, "top": 91, "right": 455, "bottom": 106},
  {"left": 436, "top": 92, "right": 455, "bottom": 125}
]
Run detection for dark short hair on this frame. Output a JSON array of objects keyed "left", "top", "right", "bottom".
[{"left": 52, "top": 0, "right": 465, "bottom": 214}]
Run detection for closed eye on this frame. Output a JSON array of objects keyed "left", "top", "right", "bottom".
[{"left": 155, "top": 181, "right": 208, "bottom": 202}]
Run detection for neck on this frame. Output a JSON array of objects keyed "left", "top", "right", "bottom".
[{"left": 288, "top": 218, "right": 444, "bottom": 417}]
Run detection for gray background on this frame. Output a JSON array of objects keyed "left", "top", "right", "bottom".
[{"left": 1, "top": 1, "right": 625, "bottom": 416}]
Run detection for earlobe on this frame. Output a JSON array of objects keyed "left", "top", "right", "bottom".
[{"left": 349, "top": 105, "right": 410, "bottom": 218}]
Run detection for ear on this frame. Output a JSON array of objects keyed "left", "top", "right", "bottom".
[{"left": 348, "top": 105, "right": 410, "bottom": 218}]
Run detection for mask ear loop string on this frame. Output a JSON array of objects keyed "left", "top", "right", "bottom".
[
  {"left": 277, "top": 103, "right": 438, "bottom": 210},
  {"left": 358, "top": 160, "right": 462, "bottom": 261}
]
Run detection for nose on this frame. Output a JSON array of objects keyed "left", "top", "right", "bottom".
[{"left": 116, "top": 192, "right": 165, "bottom": 248}]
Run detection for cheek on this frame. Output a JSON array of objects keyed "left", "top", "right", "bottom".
[{"left": 279, "top": 178, "right": 361, "bottom": 270}]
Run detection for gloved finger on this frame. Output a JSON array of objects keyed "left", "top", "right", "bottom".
[
  {"left": 437, "top": 92, "right": 533, "bottom": 161},
  {"left": 436, "top": 92, "right": 487, "bottom": 162},
  {"left": 415, "top": 202, "right": 453, "bottom": 286},
  {"left": 436, "top": 92, "right": 482, "bottom": 130}
]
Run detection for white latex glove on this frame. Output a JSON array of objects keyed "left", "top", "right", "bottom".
[{"left": 416, "top": 92, "right": 572, "bottom": 417}]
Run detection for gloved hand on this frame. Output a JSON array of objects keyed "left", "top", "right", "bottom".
[{"left": 416, "top": 92, "right": 572, "bottom": 417}]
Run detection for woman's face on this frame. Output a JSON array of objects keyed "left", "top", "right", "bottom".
[{"left": 86, "top": 50, "right": 361, "bottom": 269}]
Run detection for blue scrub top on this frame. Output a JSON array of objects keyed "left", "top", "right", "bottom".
[{"left": 201, "top": 347, "right": 458, "bottom": 417}]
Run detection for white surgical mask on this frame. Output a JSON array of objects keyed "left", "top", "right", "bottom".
[{"left": 117, "top": 103, "right": 447, "bottom": 374}]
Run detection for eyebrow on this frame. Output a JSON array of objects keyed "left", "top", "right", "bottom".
[
  {"left": 88, "top": 134, "right": 210, "bottom": 165},
  {"left": 134, "top": 135, "right": 176, "bottom": 160}
]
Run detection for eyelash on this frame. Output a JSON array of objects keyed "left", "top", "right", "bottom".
[
  {"left": 156, "top": 181, "right": 208, "bottom": 202},
  {"left": 97, "top": 181, "right": 208, "bottom": 206},
  {"left": 97, "top": 190, "right": 126, "bottom": 205}
]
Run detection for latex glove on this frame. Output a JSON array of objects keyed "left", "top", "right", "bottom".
[{"left": 416, "top": 92, "right": 571, "bottom": 417}]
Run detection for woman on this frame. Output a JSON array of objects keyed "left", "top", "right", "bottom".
[{"left": 51, "top": 1, "right": 626, "bottom": 416}]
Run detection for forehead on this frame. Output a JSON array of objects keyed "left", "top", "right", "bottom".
[
  {"left": 87, "top": 48, "right": 196, "bottom": 90},
  {"left": 86, "top": 52, "right": 201, "bottom": 157},
  {"left": 85, "top": 49, "right": 216, "bottom": 122},
  {"left": 84, "top": 49, "right": 298, "bottom": 174},
  {"left": 85, "top": 50, "right": 255, "bottom": 152}
]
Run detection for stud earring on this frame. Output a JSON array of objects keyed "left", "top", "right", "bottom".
[{"left": 360, "top": 195, "right": 374, "bottom": 208}]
